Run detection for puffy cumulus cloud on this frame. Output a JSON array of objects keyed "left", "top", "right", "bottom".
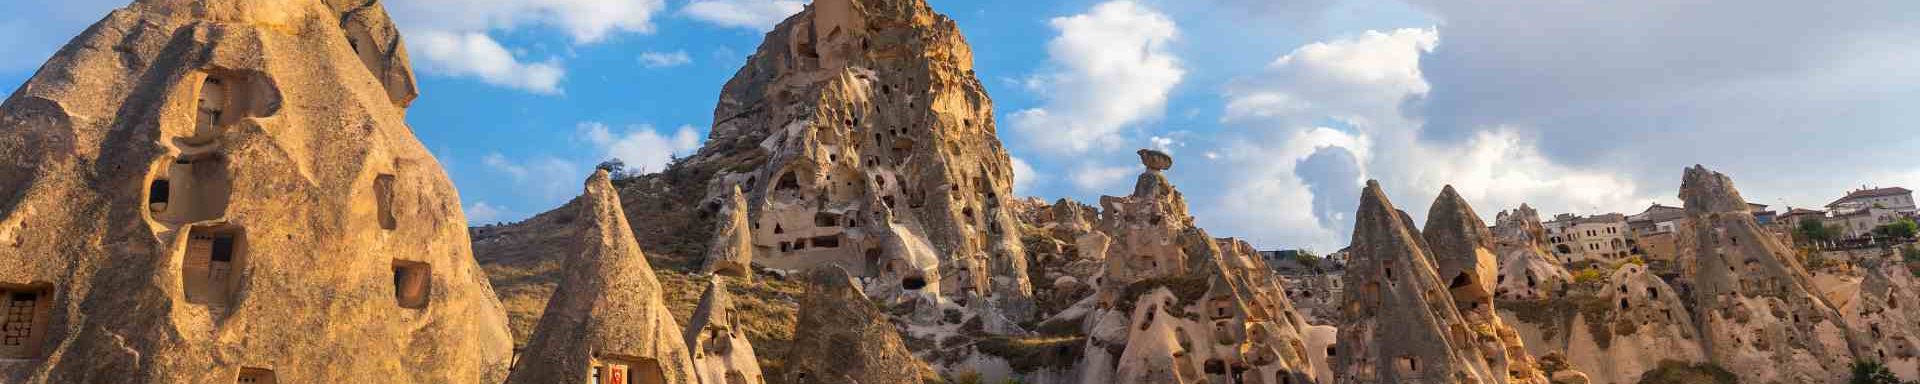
[
  {"left": 413, "top": 32, "right": 566, "bottom": 94},
  {"left": 1406, "top": 0, "right": 1920, "bottom": 209},
  {"left": 681, "top": 0, "right": 805, "bottom": 31},
  {"left": 1011, "top": 1, "right": 1184, "bottom": 155},
  {"left": 482, "top": 152, "right": 584, "bottom": 206},
  {"left": 389, "top": 0, "right": 665, "bottom": 44},
  {"left": 465, "top": 201, "right": 511, "bottom": 225},
  {"left": 1010, "top": 156, "right": 1041, "bottom": 197},
  {"left": 578, "top": 122, "right": 704, "bottom": 174},
  {"left": 1199, "top": 28, "right": 1651, "bottom": 250},
  {"left": 386, "top": 0, "right": 669, "bottom": 94},
  {"left": 638, "top": 50, "right": 693, "bottom": 68},
  {"left": 1070, "top": 163, "right": 1137, "bottom": 193}
]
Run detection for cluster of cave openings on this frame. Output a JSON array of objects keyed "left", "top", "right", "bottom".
[
  {"left": 149, "top": 155, "right": 232, "bottom": 225},
  {"left": 236, "top": 368, "right": 275, "bottom": 384},
  {"left": 591, "top": 356, "right": 667, "bottom": 384},
  {"left": 190, "top": 71, "right": 271, "bottom": 143},
  {"left": 392, "top": 260, "right": 431, "bottom": 309},
  {"left": 374, "top": 174, "right": 396, "bottom": 230},
  {"left": 0, "top": 284, "right": 52, "bottom": 358},
  {"left": 183, "top": 226, "right": 244, "bottom": 308}
]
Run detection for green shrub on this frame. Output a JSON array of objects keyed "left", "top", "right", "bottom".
[
  {"left": 1636, "top": 360, "right": 1737, "bottom": 384},
  {"left": 1850, "top": 360, "right": 1903, "bottom": 384}
]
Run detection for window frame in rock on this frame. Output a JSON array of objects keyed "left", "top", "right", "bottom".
[
  {"left": 392, "top": 260, "right": 431, "bottom": 309},
  {"left": 237, "top": 367, "right": 275, "bottom": 384},
  {"left": 0, "top": 283, "right": 52, "bottom": 359},
  {"left": 182, "top": 225, "right": 245, "bottom": 308}
]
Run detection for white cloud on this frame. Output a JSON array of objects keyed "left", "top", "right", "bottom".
[
  {"left": 1070, "top": 163, "right": 1137, "bottom": 193},
  {"left": 1011, "top": 1, "right": 1185, "bottom": 155},
  {"left": 466, "top": 201, "right": 510, "bottom": 225},
  {"left": 681, "top": 0, "right": 805, "bottom": 31},
  {"left": 482, "top": 153, "right": 584, "bottom": 204},
  {"left": 383, "top": 0, "right": 669, "bottom": 94},
  {"left": 1010, "top": 156, "right": 1041, "bottom": 197},
  {"left": 638, "top": 50, "right": 693, "bottom": 68},
  {"left": 388, "top": 0, "right": 666, "bottom": 44},
  {"left": 578, "top": 122, "right": 704, "bottom": 174},
  {"left": 1201, "top": 28, "right": 1650, "bottom": 250},
  {"left": 413, "top": 31, "right": 566, "bottom": 94}
]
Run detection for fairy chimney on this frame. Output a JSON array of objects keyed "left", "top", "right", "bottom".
[
  {"left": 0, "top": 0, "right": 512, "bottom": 381},
  {"left": 506, "top": 171, "right": 697, "bottom": 384}
]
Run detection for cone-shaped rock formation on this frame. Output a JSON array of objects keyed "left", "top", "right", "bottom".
[
  {"left": 686, "top": 276, "right": 766, "bottom": 384},
  {"left": 1421, "top": 187, "right": 1550, "bottom": 383},
  {"left": 1678, "top": 165, "right": 1861, "bottom": 383},
  {"left": 703, "top": 186, "right": 755, "bottom": 278},
  {"left": 506, "top": 171, "right": 697, "bottom": 384},
  {"left": 780, "top": 266, "right": 936, "bottom": 384},
  {"left": 1335, "top": 181, "right": 1496, "bottom": 383},
  {"left": 0, "top": 0, "right": 511, "bottom": 381}
]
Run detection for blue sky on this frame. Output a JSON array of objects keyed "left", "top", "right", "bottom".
[{"left": 5, "top": 0, "right": 1918, "bottom": 251}]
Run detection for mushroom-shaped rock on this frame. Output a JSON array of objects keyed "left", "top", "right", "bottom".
[
  {"left": 1334, "top": 181, "right": 1497, "bottom": 383},
  {"left": 1139, "top": 149, "right": 1174, "bottom": 171},
  {"left": 1421, "top": 186, "right": 1550, "bottom": 383},
  {"left": 506, "top": 171, "right": 697, "bottom": 384},
  {"left": 702, "top": 185, "right": 755, "bottom": 278},
  {"left": 1677, "top": 165, "right": 1861, "bottom": 383},
  {"left": 779, "top": 266, "right": 936, "bottom": 384},
  {"left": 686, "top": 277, "right": 766, "bottom": 384},
  {"left": 0, "top": 0, "right": 511, "bottom": 381}
]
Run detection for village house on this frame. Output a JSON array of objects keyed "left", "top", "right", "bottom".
[
  {"left": 1544, "top": 213, "right": 1631, "bottom": 264},
  {"left": 1826, "top": 186, "right": 1916, "bottom": 213}
]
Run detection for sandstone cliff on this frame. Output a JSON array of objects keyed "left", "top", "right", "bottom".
[
  {"left": 506, "top": 171, "right": 698, "bottom": 384},
  {"left": 0, "top": 0, "right": 514, "bottom": 382},
  {"left": 685, "top": 0, "right": 1033, "bottom": 321}
]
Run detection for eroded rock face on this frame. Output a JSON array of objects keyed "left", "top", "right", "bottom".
[
  {"left": 703, "top": 186, "right": 755, "bottom": 278},
  {"left": 1678, "top": 165, "right": 1861, "bottom": 383},
  {"left": 1071, "top": 153, "right": 1320, "bottom": 384},
  {"left": 0, "top": 0, "right": 511, "bottom": 381},
  {"left": 1492, "top": 204, "right": 1570, "bottom": 301},
  {"left": 1334, "top": 181, "right": 1496, "bottom": 383},
  {"left": 1421, "top": 187, "right": 1550, "bottom": 384},
  {"left": 1561, "top": 264, "right": 1704, "bottom": 384},
  {"left": 686, "top": 277, "right": 767, "bottom": 384},
  {"left": 684, "top": 0, "right": 1031, "bottom": 319},
  {"left": 1839, "top": 260, "right": 1920, "bottom": 381},
  {"left": 780, "top": 266, "right": 936, "bottom": 384},
  {"left": 507, "top": 172, "right": 697, "bottom": 384}
]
